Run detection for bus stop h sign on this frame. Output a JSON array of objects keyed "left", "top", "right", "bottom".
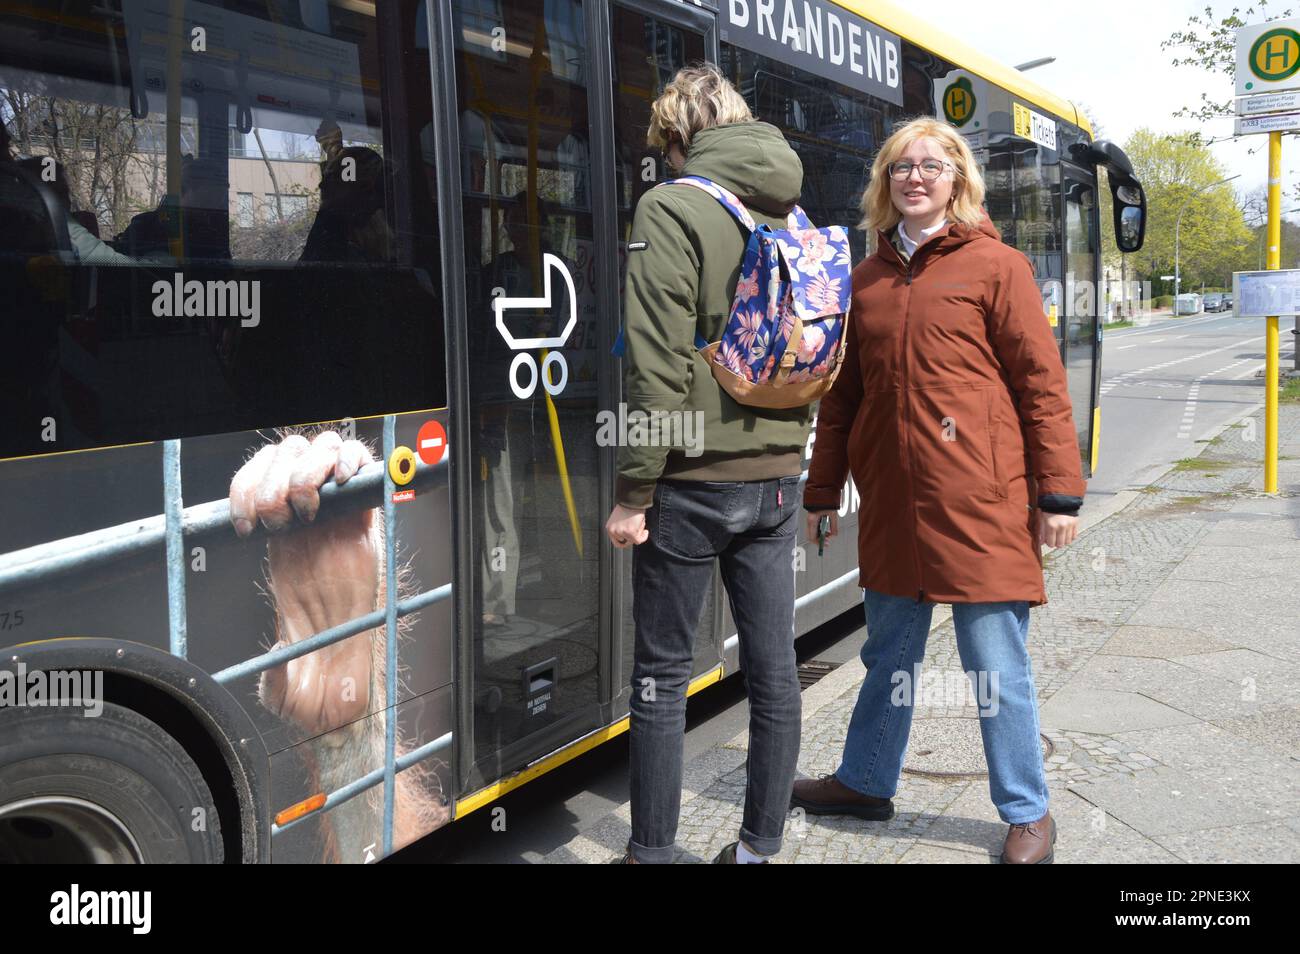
[{"left": 1237, "top": 18, "right": 1300, "bottom": 96}]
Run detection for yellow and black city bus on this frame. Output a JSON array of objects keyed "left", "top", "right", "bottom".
[{"left": 0, "top": 0, "right": 1145, "bottom": 863}]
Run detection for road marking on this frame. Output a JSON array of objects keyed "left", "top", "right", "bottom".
[
  {"left": 1101, "top": 335, "right": 1264, "bottom": 396},
  {"left": 1194, "top": 401, "right": 1265, "bottom": 443},
  {"left": 1104, "top": 313, "right": 1243, "bottom": 339},
  {"left": 1176, "top": 356, "right": 1259, "bottom": 439}
]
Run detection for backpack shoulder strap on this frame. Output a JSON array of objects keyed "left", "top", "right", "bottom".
[
  {"left": 786, "top": 204, "right": 814, "bottom": 230},
  {"left": 659, "top": 175, "right": 757, "bottom": 233}
]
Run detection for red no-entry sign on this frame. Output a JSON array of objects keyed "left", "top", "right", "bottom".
[{"left": 416, "top": 420, "right": 447, "bottom": 466}]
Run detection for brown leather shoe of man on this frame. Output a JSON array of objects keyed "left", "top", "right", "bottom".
[
  {"left": 1000, "top": 811, "right": 1056, "bottom": 864},
  {"left": 790, "top": 773, "right": 894, "bottom": 820}
]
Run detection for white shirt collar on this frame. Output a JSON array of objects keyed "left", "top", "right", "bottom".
[{"left": 898, "top": 218, "right": 948, "bottom": 257}]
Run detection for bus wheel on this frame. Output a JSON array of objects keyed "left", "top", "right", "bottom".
[{"left": 0, "top": 701, "right": 224, "bottom": 863}]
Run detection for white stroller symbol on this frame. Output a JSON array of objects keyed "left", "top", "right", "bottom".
[{"left": 493, "top": 252, "right": 577, "bottom": 399}]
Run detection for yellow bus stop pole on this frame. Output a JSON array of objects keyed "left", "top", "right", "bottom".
[{"left": 1265, "top": 131, "right": 1281, "bottom": 494}]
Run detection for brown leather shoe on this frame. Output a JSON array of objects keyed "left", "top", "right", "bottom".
[
  {"left": 1000, "top": 811, "right": 1056, "bottom": 864},
  {"left": 790, "top": 773, "right": 894, "bottom": 820}
]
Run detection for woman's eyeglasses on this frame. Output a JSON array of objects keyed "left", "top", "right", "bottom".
[{"left": 887, "top": 159, "right": 953, "bottom": 181}]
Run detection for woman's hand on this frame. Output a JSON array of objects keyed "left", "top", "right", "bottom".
[
  {"left": 805, "top": 509, "right": 839, "bottom": 544},
  {"left": 606, "top": 504, "right": 650, "bottom": 549},
  {"left": 1036, "top": 511, "right": 1078, "bottom": 550}
]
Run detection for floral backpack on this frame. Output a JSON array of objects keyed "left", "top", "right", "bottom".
[{"left": 664, "top": 175, "right": 852, "bottom": 409}]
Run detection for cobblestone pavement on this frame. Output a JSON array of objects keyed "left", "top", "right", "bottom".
[{"left": 544, "top": 400, "right": 1300, "bottom": 864}]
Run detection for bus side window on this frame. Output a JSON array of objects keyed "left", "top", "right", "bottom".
[{"left": 0, "top": 1, "right": 447, "bottom": 458}]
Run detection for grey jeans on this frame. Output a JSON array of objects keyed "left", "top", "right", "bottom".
[{"left": 627, "top": 475, "right": 803, "bottom": 862}]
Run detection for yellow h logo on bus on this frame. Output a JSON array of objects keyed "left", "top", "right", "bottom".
[
  {"left": 1247, "top": 28, "right": 1300, "bottom": 86},
  {"left": 943, "top": 77, "right": 977, "bottom": 128}
]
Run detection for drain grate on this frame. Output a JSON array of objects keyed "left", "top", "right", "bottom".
[{"left": 796, "top": 659, "right": 840, "bottom": 690}]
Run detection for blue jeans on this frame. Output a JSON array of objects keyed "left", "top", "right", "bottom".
[
  {"left": 835, "top": 588, "right": 1050, "bottom": 825},
  {"left": 628, "top": 475, "right": 803, "bottom": 863}
]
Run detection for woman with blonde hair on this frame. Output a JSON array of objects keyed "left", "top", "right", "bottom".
[
  {"left": 606, "top": 64, "right": 814, "bottom": 864},
  {"left": 792, "top": 117, "right": 1083, "bottom": 864}
]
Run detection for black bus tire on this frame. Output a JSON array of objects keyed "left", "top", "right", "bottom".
[{"left": 0, "top": 701, "right": 224, "bottom": 863}]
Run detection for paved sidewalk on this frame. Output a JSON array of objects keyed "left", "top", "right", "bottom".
[{"left": 543, "top": 400, "right": 1300, "bottom": 864}]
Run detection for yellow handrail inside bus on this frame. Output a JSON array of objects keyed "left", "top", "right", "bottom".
[
  {"left": 525, "top": 18, "right": 582, "bottom": 559},
  {"left": 542, "top": 349, "right": 583, "bottom": 558}
]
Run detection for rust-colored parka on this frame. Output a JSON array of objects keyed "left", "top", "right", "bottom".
[{"left": 804, "top": 214, "right": 1085, "bottom": 606}]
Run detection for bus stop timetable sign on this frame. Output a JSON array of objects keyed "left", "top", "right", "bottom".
[
  {"left": 1235, "top": 110, "right": 1300, "bottom": 135},
  {"left": 1232, "top": 269, "right": 1300, "bottom": 317}
]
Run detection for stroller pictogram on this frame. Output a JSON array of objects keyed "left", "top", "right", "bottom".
[{"left": 492, "top": 252, "right": 577, "bottom": 399}]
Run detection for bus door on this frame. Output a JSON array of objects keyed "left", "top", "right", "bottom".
[
  {"left": 606, "top": 2, "right": 719, "bottom": 701},
  {"left": 450, "top": 0, "right": 612, "bottom": 787},
  {"left": 1062, "top": 165, "right": 1100, "bottom": 474}
]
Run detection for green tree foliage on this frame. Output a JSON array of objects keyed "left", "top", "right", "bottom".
[
  {"left": 1244, "top": 218, "right": 1300, "bottom": 268},
  {"left": 1234, "top": 187, "right": 1293, "bottom": 269},
  {"left": 1235, "top": 187, "right": 1300, "bottom": 269},
  {"left": 1123, "top": 128, "right": 1254, "bottom": 290}
]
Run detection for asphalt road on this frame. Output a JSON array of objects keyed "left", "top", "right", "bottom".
[{"left": 1086, "top": 310, "right": 1297, "bottom": 526}]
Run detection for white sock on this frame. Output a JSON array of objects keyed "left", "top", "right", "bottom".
[{"left": 735, "top": 841, "right": 769, "bottom": 864}]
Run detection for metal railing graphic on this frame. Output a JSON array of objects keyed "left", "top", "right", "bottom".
[
  {"left": 0, "top": 414, "right": 454, "bottom": 857},
  {"left": 1, "top": 443, "right": 855, "bottom": 856}
]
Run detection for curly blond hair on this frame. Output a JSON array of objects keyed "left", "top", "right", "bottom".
[
  {"left": 860, "top": 116, "right": 987, "bottom": 233},
  {"left": 647, "top": 64, "right": 753, "bottom": 151}
]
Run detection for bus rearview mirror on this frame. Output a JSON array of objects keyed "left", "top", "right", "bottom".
[{"left": 1112, "top": 178, "right": 1146, "bottom": 254}]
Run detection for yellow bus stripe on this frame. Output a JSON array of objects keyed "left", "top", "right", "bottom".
[
  {"left": 832, "top": 0, "right": 1088, "bottom": 135},
  {"left": 453, "top": 664, "right": 726, "bottom": 819},
  {"left": 1091, "top": 406, "right": 1101, "bottom": 473}
]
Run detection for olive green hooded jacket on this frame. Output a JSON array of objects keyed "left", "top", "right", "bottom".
[{"left": 615, "top": 120, "right": 814, "bottom": 509}]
